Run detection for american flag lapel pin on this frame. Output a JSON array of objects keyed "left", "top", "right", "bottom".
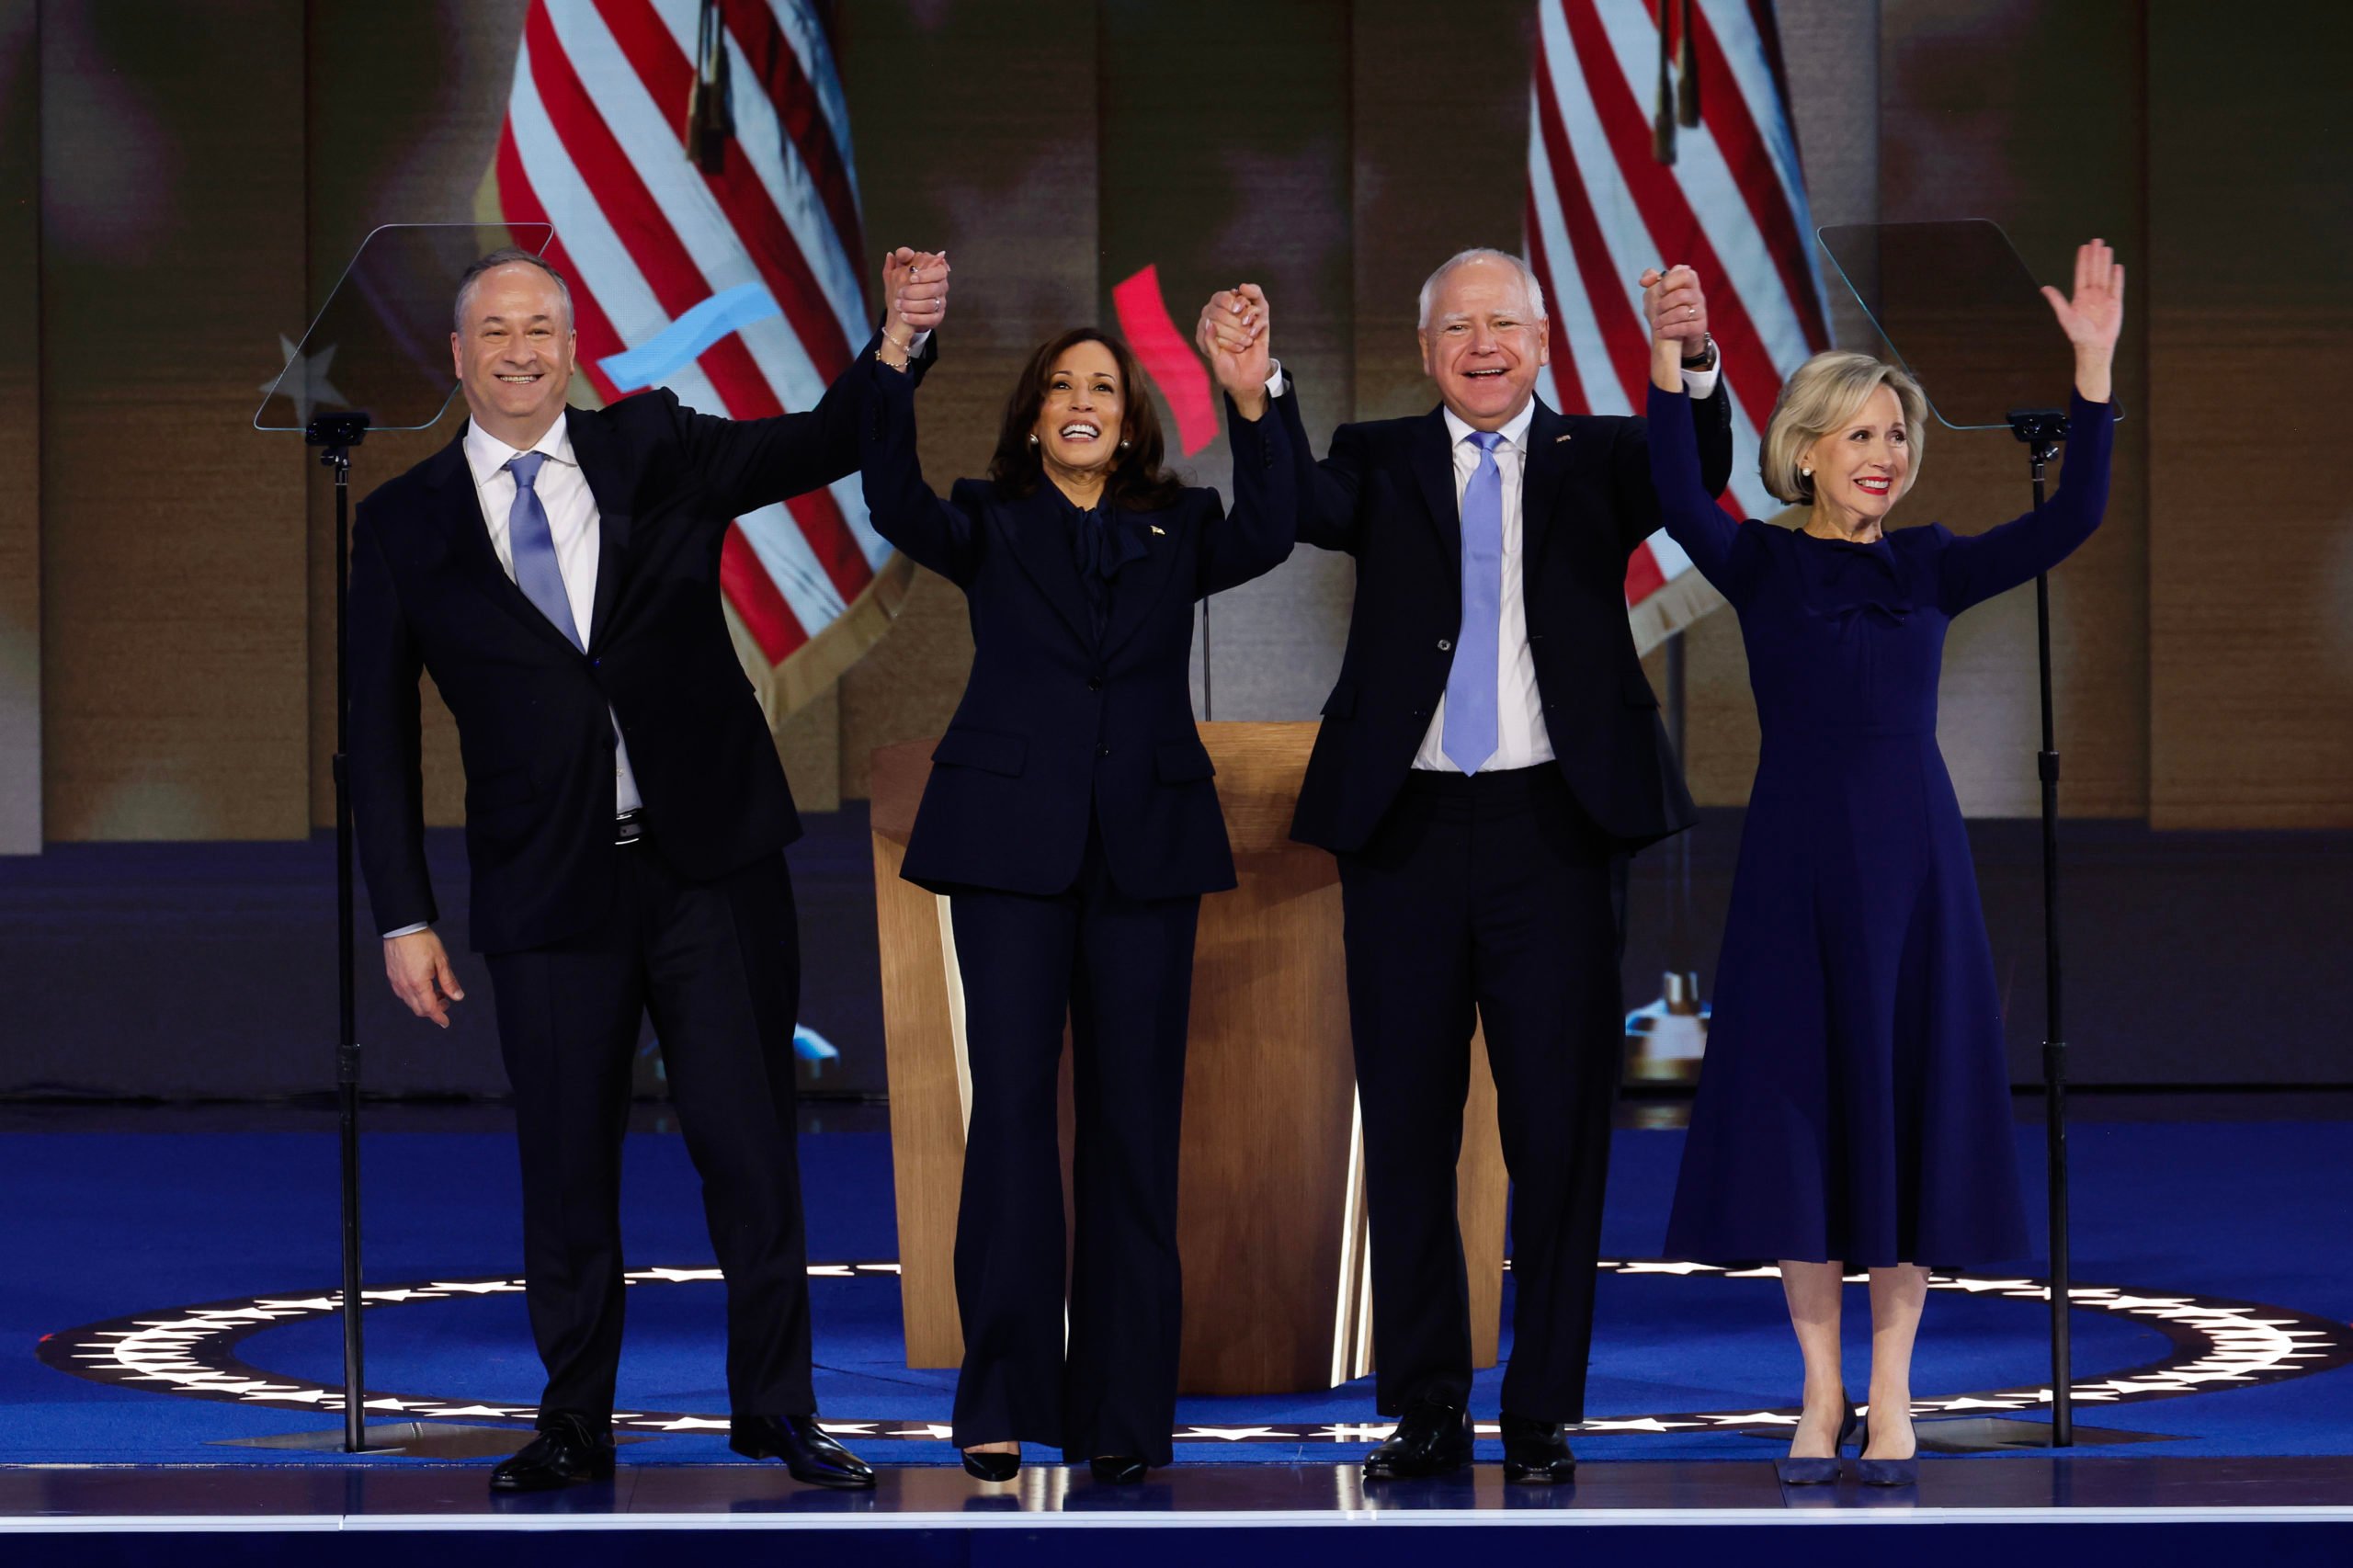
[{"left": 1150, "top": 524, "right": 1166, "bottom": 536}]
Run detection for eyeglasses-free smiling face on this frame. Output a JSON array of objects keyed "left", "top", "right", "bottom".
[
  {"left": 1032, "top": 339, "right": 1128, "bottom": 483},
  {"left": 450, "top": 263, "right": 577, "bottom": 447},
  {"left": 1419, "top": 256, "right": 1552, "bottom": 431},
  {"left": 1801, "top": 383, "right": 1912, "bottom": 538}
]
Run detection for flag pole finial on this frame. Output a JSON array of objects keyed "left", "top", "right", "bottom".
[{"left": 686, "top": 0, "right": 734, "bottom": 174}]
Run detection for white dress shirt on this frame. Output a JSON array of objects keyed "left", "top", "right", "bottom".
[
  {"left": 381, "top": 418, "right": 642, "bottom": 940},
  {"left": 1412, "top": 364, "right": 1720, "bottom": 773},
  {"left": 1261, "top": 358, "right": 1719, "bottom": 774}
]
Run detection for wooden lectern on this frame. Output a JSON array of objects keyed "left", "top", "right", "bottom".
[{"left": 870, "top": 720, "right": 1508, "bottom": 1396}]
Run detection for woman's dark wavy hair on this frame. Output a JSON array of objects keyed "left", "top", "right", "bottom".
[{"left": 987, "top": 329, "right": 1186, "bottom": 511}]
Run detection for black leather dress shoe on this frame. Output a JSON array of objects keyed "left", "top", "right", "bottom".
[
  {"left": 730, "top": 1414, "right": 878, "bottom": 1490},
  {"left": 1364, "top": 1399, "right": 1473, "bottom": 1481},
  {"left": 961, "top": 1448, "right": 1021, "bottom": 1483},
  {"left": 490, "top": 1414, "right": 615, "bottom": 1492},
  {"left": 1498, "top": 1412, "right": 1576, "bottom": 1483},
  {"left": 1088, "top": 1455, "right": 1149, "bottom": 1484}
]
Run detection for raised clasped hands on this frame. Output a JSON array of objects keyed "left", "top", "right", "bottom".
[
  {"left": 1640, "top": 263, "right": 1709, "bottom": 390},
  {"left": 882, "top": 246, "right": 950, "bottom": 361},
  {"left": 1195, "top": 283, "right": 1272, "bottom": 421},
  {"left": 385, "top": 928, "right": 465, "bottom": 1029}
]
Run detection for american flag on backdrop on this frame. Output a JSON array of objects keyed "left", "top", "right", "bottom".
[
  {"left": 480, "top": 0, "right": 903, "bottom": 722},
  {"left": 1525, "top": 0, "right": 1830, "bottom": 654}
]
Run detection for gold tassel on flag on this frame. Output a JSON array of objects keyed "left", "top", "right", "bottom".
[
  {"left": 685, "top": 0, "right": 734, "bottom": 174},
  {"left": 1654, "top": 1, "right": 1676, "bottom": 164},
  {"left": 1677, "top": 0, "right": 1700, "bottom": 127}
]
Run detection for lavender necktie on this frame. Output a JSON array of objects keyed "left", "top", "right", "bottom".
[
  {"left": 506, "top": 451, "right": 583, "bottom": 651},
  {"left": 1442, "top": 431, "right": 1504, "bottom": 774}
]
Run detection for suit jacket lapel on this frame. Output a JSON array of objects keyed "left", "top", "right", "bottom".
[
  {"left": 1520, "top": 399, "right": 1570, "bottom": 580},
  {"left": 1002, "top": 486, "right": 1097, "bottom": 648},
  {"left": 566, "top": 409, "right": 635, "bottom": 651},
  {"left": 1410, "top": 408, "right": 1460, "bottom": 586},
  {"left": 422, "top": 433, "right": 582, "bottom": 658},
  {"left": 1097, "top": 507, "right": 1185, "bottom": 664}
]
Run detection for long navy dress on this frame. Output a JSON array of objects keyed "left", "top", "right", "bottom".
[{"left": 1652, "top": 383, "right": 2112, "bottom": 1267}]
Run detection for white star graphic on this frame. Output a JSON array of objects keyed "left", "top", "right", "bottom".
[
  {"left": 1577, "top": 1417, "right": 1700, "bottom": 1433},
  {"left": 1180, "top": 1426, "right": 1285, "bottom": 1441},
  {"left": 263, "top": 335, "right": 347, "bottom": 427}
]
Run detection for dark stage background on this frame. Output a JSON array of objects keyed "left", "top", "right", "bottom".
[{"left": 0, "top": 1, "right": 2347, "bottom": 1097}]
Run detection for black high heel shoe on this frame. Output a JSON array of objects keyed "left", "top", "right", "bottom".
[
  {"left": 1855, "top": 1416, "right": 1919, "bottom": 1487},
  {"left": 1088, "top": 1455, "right": 1149, "bottom": 1484},
  {"left": 1772, "top": 1401, "right": 1858, "bottom": 1485},
  {"left": 961, "top": 1447, "right": 1021, "bottom": 1483}
]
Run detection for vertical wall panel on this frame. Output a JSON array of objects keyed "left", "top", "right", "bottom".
[
  {"left": 40, "top": 0, "right": 308, "bottom": 839},
  {"left": 835, "top": 0, "right": 1098, "bottom": 798},
  {"left": 1101, "top": 0, "right": 1353, "bottom": 722},
  {"left": 304, "top": 0, "right": 529, "bottom": 829},
  {"left": 2147, "top": 1, "right": 2353, "bottom": 828},
  {"left": 1662, "top": 0, "right": 1881, "bottom": 808},
  {"left": 0, "top": 0, "right": 39, "bottom": 853},
  {"left": 1875, "top": 0, "right": 2147, "bottom": 820}
]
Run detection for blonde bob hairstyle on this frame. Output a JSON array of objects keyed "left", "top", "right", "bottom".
[{"left": 1759, "top": 350, "right": 1930, "bottom": 507}]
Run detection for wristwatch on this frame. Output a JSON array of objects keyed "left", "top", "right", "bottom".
[{"left": 1681, "top": 334, "right": 1717, "bottom": 371}]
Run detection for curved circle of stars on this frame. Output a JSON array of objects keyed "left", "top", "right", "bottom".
[{"left": 39, "top": 1259, "right": 2348, "bottom": 1446}]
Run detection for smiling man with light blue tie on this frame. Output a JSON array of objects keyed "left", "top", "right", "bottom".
[
  {"left": 347, "top": 245, "right": 947, "bottom": 1494},
  {"left": 1208, "top": 248, "right": 1733, "bottom": 1483}
]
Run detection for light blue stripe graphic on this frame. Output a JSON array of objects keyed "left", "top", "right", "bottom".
[{"left": 597, "top": 282, "right": 783, "bottom": 391}]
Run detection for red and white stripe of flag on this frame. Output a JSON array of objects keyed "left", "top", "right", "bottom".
[
  {"left": 1525, "top": 0, "right": 1829, "bottom": 651},
  {"left": 492, "top": 0, "right": 882, "bottom": 674}
]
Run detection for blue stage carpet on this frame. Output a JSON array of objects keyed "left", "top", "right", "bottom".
[{"left": 4, "top": 1111, "right": 2348, "bottom": 1467}]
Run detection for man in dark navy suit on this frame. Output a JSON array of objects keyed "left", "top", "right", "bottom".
[
  {"left": 1200, "top": 252, "right": 1732, "bottom": 1482},
  {"left": 348, "top": 246, "right": 946, "bottom": 1492}
]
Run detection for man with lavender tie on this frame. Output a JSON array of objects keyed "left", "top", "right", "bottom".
[
  {"left": 347, "top": 247, "right": 947, "bottom": 1493},
  {"left": 1199, "top": 250, "right": 1732, "bottom": 1481}
]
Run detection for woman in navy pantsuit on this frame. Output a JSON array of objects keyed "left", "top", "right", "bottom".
[
  {"left": 858, "top": 278, "right": 1293, "bottom": 1484},
  {"left": 1644, "top": 243, "right": 2123, "bottom": 1484}
]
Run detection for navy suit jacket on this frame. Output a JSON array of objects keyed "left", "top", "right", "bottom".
[
  {"left": 348, "top": 331, "right": 930, "bottom": 954},
  {"left": 856, "top": 356, "right": 1295, "bottom": 900},
  {"left": 1277, "top": 382, "right": 1733, "bottom": 856}
]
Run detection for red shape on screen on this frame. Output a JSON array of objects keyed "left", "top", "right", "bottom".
[
  {"left": 1623, "top": 540, "right": 1667, "bottom": 607},
  {"left": 1111, "top": 265, "right": 1219, "bottom": 458}
]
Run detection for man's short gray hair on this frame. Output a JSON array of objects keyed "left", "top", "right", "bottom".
[
  {"left": 1416, "top": 248, "right": 1548, "bottom": 330},
  {"left": 453, "top": 248, "right": 575, "bottom": 335}
]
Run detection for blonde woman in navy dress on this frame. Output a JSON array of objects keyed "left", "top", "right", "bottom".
[{"left": 1643, "top": 242, "right": 2123, "bottom": 1484}]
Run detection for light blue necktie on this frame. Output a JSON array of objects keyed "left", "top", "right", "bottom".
[
  {"left": 1442, "top": 430, "right": 1505, "bottom": 774},
  {"left": 506, "top": 451, "right": 583, "bottom": 651}
]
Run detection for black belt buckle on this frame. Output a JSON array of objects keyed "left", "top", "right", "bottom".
[{"left": 614, "top": 808, "right": 648, "bottom": 846}]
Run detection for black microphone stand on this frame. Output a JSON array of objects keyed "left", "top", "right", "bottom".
[
  {"left": 2006, "top": 405, "right": 2074, "bottom": 1449},
  {"left": 308, "top": 409, "right": 373, "bottom": 1454}
]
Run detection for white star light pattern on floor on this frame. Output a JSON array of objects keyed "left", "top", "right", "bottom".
[{"left": 39, "top": 1260, "right": 2347, "bottom": 1444}]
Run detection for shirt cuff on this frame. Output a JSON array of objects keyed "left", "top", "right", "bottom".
[
  {"left": 1264, "top": 359, "right": 1287, "bottom": 397},
  {"left": 1681, "top": 358, "right": 1721, "bottom": 401},
  {"left": 907, "top": 329, "right": 932, "bottom": 352},
  {"left": 382, "top": 922, "right": 429, "bottom": 939}
]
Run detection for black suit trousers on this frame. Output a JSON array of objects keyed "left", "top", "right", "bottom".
[
  {"left": 944, "top": 828, "right": 1199, "bottom": 1464},
  {"left": 1338, "top": 767, "right": 1626, "bottom": 1423},
  {"left": 483, "top": 839, "right": 812, "bottom": 1428}
]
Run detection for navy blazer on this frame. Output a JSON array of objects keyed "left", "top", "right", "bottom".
[
  {"left": 1277, "top": 383, "right": 1734, "bottom": 856},
  {"left": 349, "top": 331, "right": 932, "bottom": 954},
  {"left": 857, "top": 357, "right": 1295, "bottom": 900}
]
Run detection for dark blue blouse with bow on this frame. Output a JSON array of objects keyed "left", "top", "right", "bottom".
[
  {"left": 854, "top": 354, "right": 1296, "bottom": 901},
  {"left": 1646, "top": 383, "right": 2113, "bottom": 1268}
]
